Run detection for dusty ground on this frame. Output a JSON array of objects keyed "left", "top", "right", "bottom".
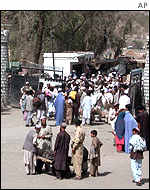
[{"left": 1, "top": 107, "right": 149, "bottom": 189}]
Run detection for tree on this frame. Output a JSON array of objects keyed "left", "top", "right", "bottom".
[
  {"left": 52, "top": 11, "right": 86, "bottom": 51},
  {"left": 133, "top": 40, "right": 144, "bottom": 49},
  {"left": 32, "top": 11, "right": 45, "bottom": 64},
  {"left": 2, "top": 11, "right": 147, "bottom": 65}
]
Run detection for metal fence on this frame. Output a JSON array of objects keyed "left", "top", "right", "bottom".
[{"left": 7, "top": 65, "right": 64, "bottom": 108}]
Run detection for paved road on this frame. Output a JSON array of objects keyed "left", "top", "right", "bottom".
[{"left": 1, "top": 107, "right": 149, "bottom": 189}]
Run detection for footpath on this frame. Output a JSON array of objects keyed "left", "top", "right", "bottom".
[{"left": 1, "top": 108, "right": 149, "bottom": 189}]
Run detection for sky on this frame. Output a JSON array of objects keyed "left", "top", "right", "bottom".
[{"left": 0, "top": 0, "right": 149, "bottom": 10}]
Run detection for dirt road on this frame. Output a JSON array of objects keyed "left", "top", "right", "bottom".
[{"left": 1, "top": 108, "right": 149, "bottom": 189}]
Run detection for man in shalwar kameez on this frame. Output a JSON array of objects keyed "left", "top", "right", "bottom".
[
  {"left": 71, "top": 119, "right": 85, "bottom": 180},
  {"left": 124, "top": 104, "right": 138, "bottom": 153},
  {"left": 23, "top": 124, "right": 41, "bottom": 175},
  {"left": 54, "top": 123, "right": 70, "bottom": 179},
  {"left": 35, "top": 117, "right": 53, "bottom": 173},
  {"left": 54, "top": 88, "right": 65, "bottom": 126},
  {"left": 81, "top": 90, "right": 92, "bottom": 126}
]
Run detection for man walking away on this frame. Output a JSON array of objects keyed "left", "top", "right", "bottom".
[
  {"left": 53, "top": 123, "right": 70, "bottom": 180},
  {"left": 34, "top": 82, "right": 47, "bottom": 124}
]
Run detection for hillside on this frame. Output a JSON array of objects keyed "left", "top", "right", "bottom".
[
  {"left": 1, "top": 11, "right": 149, "bottom": 64},
  {"left": 122, "top": 11, "right": 149, "bottom": 47}
]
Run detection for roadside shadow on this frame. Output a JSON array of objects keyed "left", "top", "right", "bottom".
[
  {"left": 142, "top": 178, "right": 149, "bottom": 184},
  {"left": 98, "top": 171, "right": 112, "bottom": 176},
  {"left": 1, "top": 107, "right": 11, "bottom": 113},
  {"left": 1, "top": 112, "right": 11, "bottom": 115},
  {"left": 91, "top": 121, "right": 105, "bottom": 126}
]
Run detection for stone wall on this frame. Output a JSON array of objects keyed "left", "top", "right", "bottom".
[
  {"left": 143, "top": 37, "right": 149, "bottom": 113},
  {"left": 1, "top": 30, "right": 9, "bottom": 109}
]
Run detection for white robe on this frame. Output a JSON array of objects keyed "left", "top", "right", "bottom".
[{"left": 81, "top": 95, "right": 92, "bottom": 119}]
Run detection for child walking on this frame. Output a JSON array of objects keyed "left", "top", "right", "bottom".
[
  {"left": 129, "top": 127, "right": 146, "bottom": 186},
  {"left": 89, "top": 130, "right": 103, "bottom": 177}
]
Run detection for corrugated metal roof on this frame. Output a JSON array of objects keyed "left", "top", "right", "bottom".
[{"left": 9, "top": 62, "right": 20, "bottom": 68}]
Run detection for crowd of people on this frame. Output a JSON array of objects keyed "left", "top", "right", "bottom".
[{"left": 21, "top": 70, "right": 149, "bottom": 186}]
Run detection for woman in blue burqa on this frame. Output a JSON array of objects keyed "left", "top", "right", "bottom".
[{"left": 54, "top": 88, "right": 65, "bottom": 126}]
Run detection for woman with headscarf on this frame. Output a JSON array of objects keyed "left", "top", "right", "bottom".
[
  {"left": 54, "top": 88, "right": 65, "bottom": 126},
  {"left": 114, "top": 111, "right": 125, "bottom": 152}
]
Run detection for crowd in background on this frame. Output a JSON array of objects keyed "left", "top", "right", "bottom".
[{"left": 21, "top": 70, "right": 149, "bottom": 185}]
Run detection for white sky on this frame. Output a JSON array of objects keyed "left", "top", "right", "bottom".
[{"left": 0, "top": 0, "right": 149, "bottom": 10}]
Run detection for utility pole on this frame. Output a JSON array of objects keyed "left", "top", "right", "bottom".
[{"left": 51, "top": 32, "right": 55, "bottom": 80}]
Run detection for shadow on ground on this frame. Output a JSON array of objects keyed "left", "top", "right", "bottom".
[
  {"left": 91, "top": 121, "right": 105, "bottom": 126},
  {"left": 142, "top": 178, "right": 149, "bottom": 184},
  {"left": 98, "top": 171, "right": 112, "bottom": 176},
  {"left": 1, "top": 107, "right": 12, "bottom": 115},
  {"left": 1, "top": 107, "right": 11, "bottom": 111},
  {"left": 1, "top": 112, "right": 11, "bottom": 115}
]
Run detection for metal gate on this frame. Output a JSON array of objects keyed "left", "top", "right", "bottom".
[
  {"left": 8, "top": 75, "right": 39, "bottom": 107},
  {"left": 8, "top": 65, "right": 64, "bottom": 108}
]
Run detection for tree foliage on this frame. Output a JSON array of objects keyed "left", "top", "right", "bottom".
[{"left": 1, "top": 11, "right": 147, "bottom": 64}]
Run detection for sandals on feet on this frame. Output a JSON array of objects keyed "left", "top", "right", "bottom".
[
  {"left": 136, "top": 181, "right": 142, "bottom": 186},
  {"left": 74, "top": 176, "right": 81, "bottom": 180}
]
